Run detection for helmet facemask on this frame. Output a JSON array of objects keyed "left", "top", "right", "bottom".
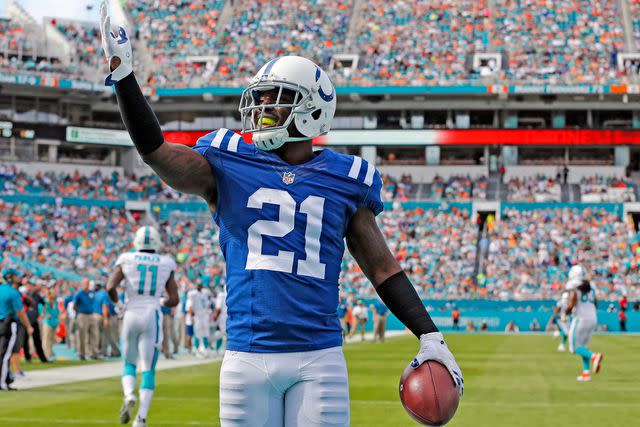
[{"left": 239, "top": 79, "right": 314, "bottom": 151}]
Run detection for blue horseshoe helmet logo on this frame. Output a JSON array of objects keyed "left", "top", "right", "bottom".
[{"left": 315, "top": 67, "right": 334, "bottom": 102}]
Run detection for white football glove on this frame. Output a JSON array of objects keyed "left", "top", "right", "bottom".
[
  {"left": 99, "top": 0, "right": 133, "bottom": 86},
  {"left": 411, "top": 332, "right": 464, "bottom": 397}
]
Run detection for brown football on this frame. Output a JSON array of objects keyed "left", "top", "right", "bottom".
[{"left": 399, "top": 360, "right": 460, "bottom": 426}]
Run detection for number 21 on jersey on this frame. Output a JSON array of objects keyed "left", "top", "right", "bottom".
[{"left": 246, "top": 188, "right": 326, "bottom": 279}]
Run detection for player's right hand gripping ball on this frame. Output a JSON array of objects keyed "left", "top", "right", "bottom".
[
  {"left": 399, "top": 333, "right": 463, "bottom": 426},
  {"left": 99, "top": 0, "right": 133, "bottom": 86}
]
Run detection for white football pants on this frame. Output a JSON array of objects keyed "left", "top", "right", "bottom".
[
  {"left": 194, "top": 315, "right": 210, "bottom": 342},
  {"left": 121, "top": 308, "right": 163, "bottom": 372},
  {"left": 219, "top": 346, "right": 349, "bottom": 427}
]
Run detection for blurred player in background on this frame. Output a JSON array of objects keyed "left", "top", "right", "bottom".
[
  {"left": 565, "top": 265, "right": 604, "bottom": 382},
  {"left": 186, "top": 281, "right": 213, "bottom": 358},
  {"left": 100, "top": 4, "right": 463, "bottom": 424},
  {"left": 552, "top": 291, "right": 570, "bottom": 351},
  {"left": 350, "top": 300, "right": 369, "bottom": 342},
  {"left": 106, "top": 226, "right": 179, "bottom": 427},
  {"left": 213, "top": 285, "right": 227, "bottom": 354}
]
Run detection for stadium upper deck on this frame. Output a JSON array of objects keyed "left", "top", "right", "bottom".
[{"left": 1, "top": 0, "right": 640, "bottom": 90}]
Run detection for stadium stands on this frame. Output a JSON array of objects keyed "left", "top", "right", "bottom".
[
  {"left": 494, "top": 0, "right": 625, "bottom": 84},
  {"left": 505, "top": 176, "right": 562, "bottom": 202},
  {"left": 0, "top": 0, "right": 635, "bottom": 86},
  {"left": 580, "top": 176, "right": 636, "bottom": 202},
  {"left": 217, "top": 0, "right": 353, "bottom": 86},
  {"left": 484, "top": 207, "right": 636, "bottom": 300},
  {"left": 0, "top": 164, "right": 192, "bottom": 201},
  {"left": 340, "top": 204, "right": 478, "bottom": 299},
  {"left": 127, "top": 0, "right": 226, "bottom": 87},
  {"left": 350, "top": 0, "right": 490, "bottom": 85}
]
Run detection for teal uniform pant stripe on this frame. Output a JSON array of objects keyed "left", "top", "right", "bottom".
[
  {"left": 123, "top": 362, "right": 136, "bottom": 377},
  {"left": 141, "top": 310, "right": 160, "bottom": 390},
  {"left": 151, "top": 309, "right": 160, "bottom": 371},
  {"left": 141, "top": 370, "right": 155, "bottom": 390}
]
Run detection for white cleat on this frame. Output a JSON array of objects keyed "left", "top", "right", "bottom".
[
  {"left": 120, "top": 395, "right": 136, "bottom": 424},
  {"left": 557, "top": 343, "right": 566, "bottom": 352},
  {"left": 591, "top": 353, "right": 603, "bottom": 374},
  {"left": 577, "top": 372, "right": 592, "bottom": 382},
  {"left": 132, "top": 417, "right": 147, "bottom": 427}
]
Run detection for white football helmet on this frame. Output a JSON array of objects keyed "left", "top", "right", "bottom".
[
  {"left": 568, "top": 264, "right": 586, "bottom": 282},
  {"left": 133, "top": 225, "right": 161, "bottom": 252},
  {"left": 239, "top": 56, "right": 336, "bottom": 151}
]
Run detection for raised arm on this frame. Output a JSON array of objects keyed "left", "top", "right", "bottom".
[
  {"left": 99, "top": 1, "right": 216, "bottom": 203},
  {"left": 346, "top": 206, "right": 463, "bottom": 395}
]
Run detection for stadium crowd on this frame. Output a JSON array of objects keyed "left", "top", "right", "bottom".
[
  {"left": 494, "top": 0, "right": 625, "bottom": 84},
  {"left": 505, "top": 176, "right": 562, "bottom": 202},
  {"left": 483, "top": 207, "right": 638, "bottom": 300},
  {"left": 0, "top": 0, "right": 635, "bottom": 86},
  {"left": 0, "top": 164, "right": 189, "bottom": 201}
]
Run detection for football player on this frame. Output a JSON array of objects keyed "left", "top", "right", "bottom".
[
  {"left": 106, "top": 226, "right": 179, "bottom": 427},
  {"left": 100, "top": 3, "right": 463, "bottom": 425},
  {"left": 565, "top": 265, "right": 603, "bottom": 382},
  {"left": 552, "top": 291, "right": 569, "bottom": 351},
  {"left": 213, "top": 285, "right": 227, "bottom": 353},
  {"left": 186, "top": 281, "right": 213, "bottom": 357}
]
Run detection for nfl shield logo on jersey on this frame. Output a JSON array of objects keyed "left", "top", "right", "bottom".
[{"left": 282, "top": 171, "right": 295, "bottom": 185}]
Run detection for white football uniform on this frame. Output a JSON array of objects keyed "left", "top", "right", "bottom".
[
  {"left": 555, "top": 293, "right": 570, "bottom": 335},
  {"left": 117, "top": 251, "right": 176, "bottom": 372},
  {"left": 568, "top": 284, "right": 597, "bottom": 353},
  {"left": 186, "top": 287, "right": 213, "bottom": 342},
  {"left": 215, "top": 290, "right": 227, "bottom": 336},
  {"left": 220, "top": 346, "right": 349, "bottom": 427}
]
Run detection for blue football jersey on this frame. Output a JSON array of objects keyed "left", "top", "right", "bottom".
[{"left": 193, "top": 128, "right": 383, "bottom": 352}]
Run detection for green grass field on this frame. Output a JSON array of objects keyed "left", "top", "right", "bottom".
[{"left": 0, "top": 334, "right": 638, "bottom": 427}]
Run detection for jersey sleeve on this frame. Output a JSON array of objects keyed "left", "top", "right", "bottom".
[
  {"left": 192, "top": 128, "right": 247, "bottom": 174},
  {"left": 361, "top": 168, "right": 384, "bottom": 216},
  {"left": 342, "top": 154, "right": 384, "bottom": 216},
  {"left": 164, "top": 256, "right": 177, "bottom": 273},
  {"left": 115, "top": 253, "right": 128, "bottom": 267}
]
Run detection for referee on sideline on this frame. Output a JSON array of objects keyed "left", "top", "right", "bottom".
[{"left": 0, "top": 268, "right": 33, "bottom": 391}]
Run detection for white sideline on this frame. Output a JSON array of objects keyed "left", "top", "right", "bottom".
[
  {"left": 12, "top": 355, "right": 218, "bottom": 390},
  {"left": 13, "top": 330, "right": 410, "bottom": 390}
]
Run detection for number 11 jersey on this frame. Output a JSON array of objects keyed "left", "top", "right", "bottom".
[
  {"left": 116, "top": 251, "right": 176, "bottom": 311},
  {"left": 193, "top": 129, "right": 383, "bottom": 352}
]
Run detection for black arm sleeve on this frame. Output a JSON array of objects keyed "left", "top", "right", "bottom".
[
  {"left": 114, "top": 73, "right": 164, "bottom": 155},
  {"left": 376, "top": 271, "right": 439, "bottom": 338}
]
